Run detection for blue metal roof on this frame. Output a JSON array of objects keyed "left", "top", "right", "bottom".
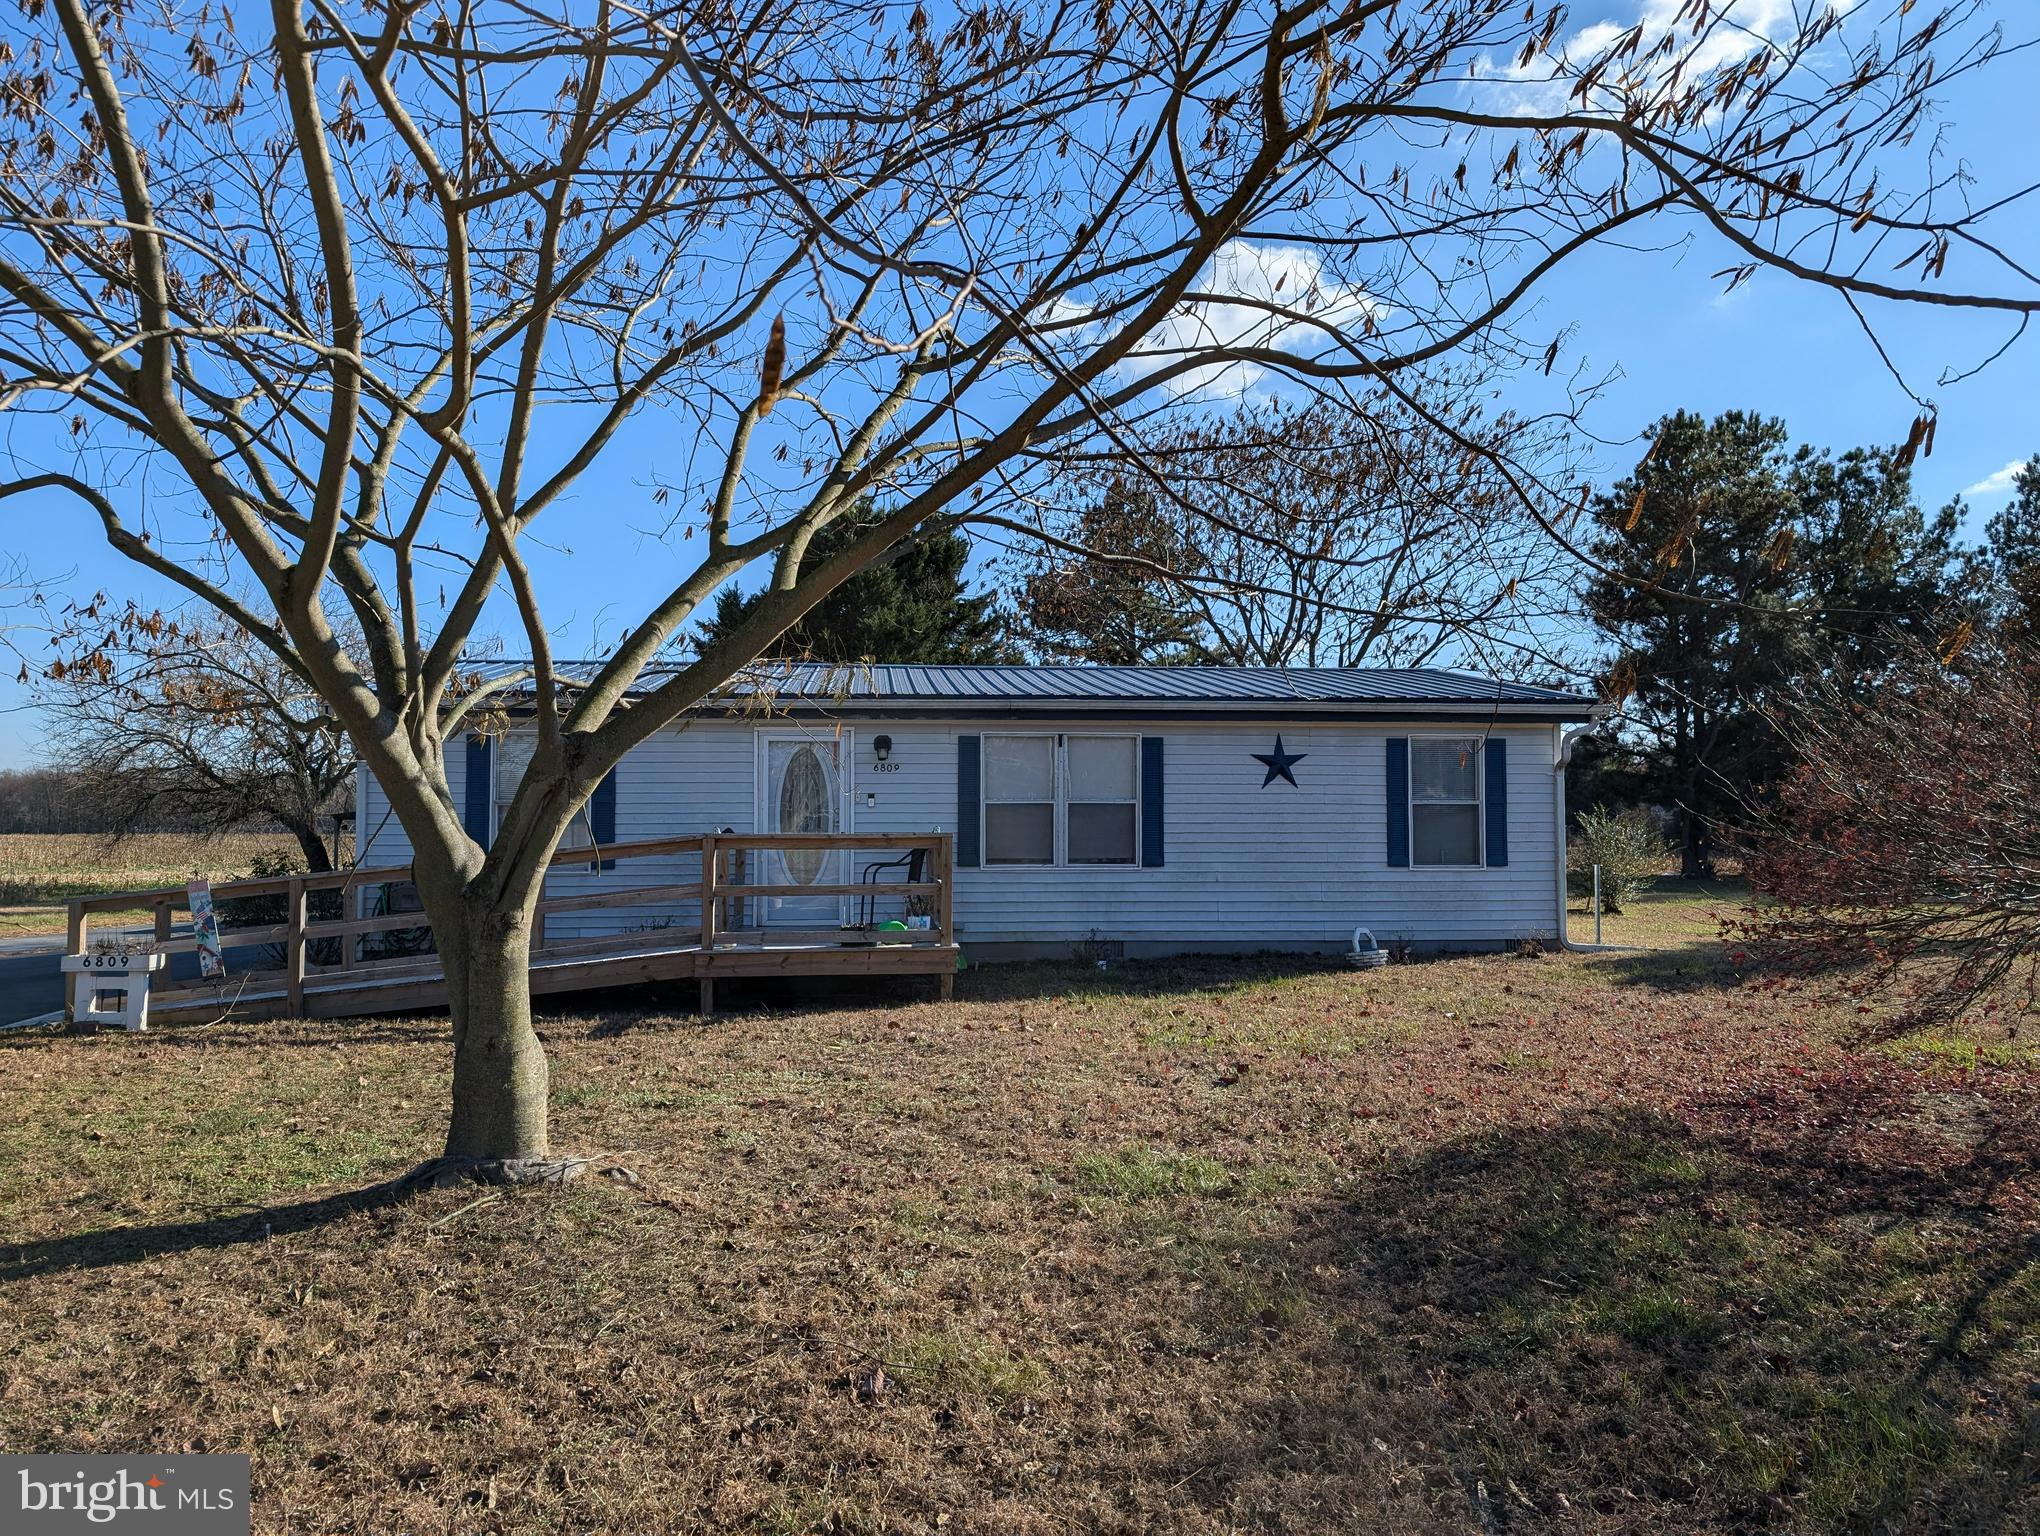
[
  {"left": 706, "top": 662, "right": 1589, "bottom": 707},
  {"left": 490, "top": 661, "right": 1595, "bottom": 718}
]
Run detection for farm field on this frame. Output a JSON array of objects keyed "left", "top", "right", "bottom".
[
  {"left": 0, "top": 881, "right": 2034, "bottom": 1533},
  {"left": 0, "top": 832, "right": 346, "bottom": 938}
]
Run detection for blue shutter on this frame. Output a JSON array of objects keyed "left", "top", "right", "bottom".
[
  {"left": 1484, "top": 736, "right": 1508, "bottom": 867},
  {"left": 956, "top": 735, "right": 981, "bottom": 868},
  {"left": 1386, "top": 737, "right": 1409, "bottom": 868},
  {"left": 590, "top": 769, "right": 617, "bottom": 871},
  {"left": 1139, "top": 736, "right": 1165, "bottom": 868},
  {"left": 463, "top": 735, "right": 493, "bottom": 849}
]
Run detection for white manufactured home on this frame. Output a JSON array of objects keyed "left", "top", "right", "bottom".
[{"left": 355, "top": 665, "right": 1598, "bottom": 961}]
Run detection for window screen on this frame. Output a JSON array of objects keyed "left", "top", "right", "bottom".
[
  {"left": 984, "top": 736, "right": 1055, "bottom": 864},
  {"left": 1065, "top": 736, "right": 1137, "bottom": 864},
  {"left": 495, "top": 733, "right": 591, "bottom": 849},
  {"left": 1410, "top": 736, "right": 1482, "bottom": 867}
]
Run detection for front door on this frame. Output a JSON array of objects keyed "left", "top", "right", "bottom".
[{"left": 755, "top": 731, "right": 850, "bottom": 927}]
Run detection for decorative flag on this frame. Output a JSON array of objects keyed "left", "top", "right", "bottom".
[{"left": 187, "top": 879, "right": 225, "bottom": 979}]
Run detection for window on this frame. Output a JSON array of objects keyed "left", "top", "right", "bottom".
[
  {"left": 494, "top": 733, "right": 592, "bottom": 849},
  {"left": 1065, "top": 735, "right": 1137, "bottom": 865},
  {"left": 984, "top": 735, "right": 1055, "bottom": 864},
  {"left": 982, "top": 734, "right": 1139, "bottom": 866},
  {"left": 1410, "top": 736, "right": 1482, "bottom": 867},
  {"left": 776, "top": 742, "right": 832, "bottom": 884}
]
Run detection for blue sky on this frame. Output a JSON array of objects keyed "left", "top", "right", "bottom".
[{"left": 2, "top": 3, "right": 2035, "bottom": 766}]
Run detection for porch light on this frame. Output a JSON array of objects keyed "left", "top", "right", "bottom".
[{"left": 873, "top": 734, "right": 893, "bottom": 763}]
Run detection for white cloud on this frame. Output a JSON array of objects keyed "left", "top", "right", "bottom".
[
  {"left": 1109, "top": 240, "right": 1381, "bottom": 402},
  {"left": 1962, "top": 460, "right": 2028, "bottom": 501},
  {"left": 1472, "top": 0, "right": 1798, "bottom": 116}
]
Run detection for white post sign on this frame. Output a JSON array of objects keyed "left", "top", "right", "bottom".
[
  {"left": 187, "top": 879, "right": 226, "bottom": 978},
  {"left": 62, "top": 950, "right": 167, "bottom": 1032}
]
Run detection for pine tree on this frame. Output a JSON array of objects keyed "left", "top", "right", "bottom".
[
  {"left": 1007, "top": 480, "right": 1207, "bottom": 664},
  {"left": 1585, "top": 411, "right": 1954, "bottom": 877},
  {"left": 694, "top": 515, "right": 1016, "bottom": 663},
  {"left": 1788, "top": 442, "right": 1959, "bottom": 671},
  {"left": 1976, "top": 457, "right": 2040, "bottom": 639},
  {"left": 1587, "top": 411, "right": 1799, "bottom": 877}
]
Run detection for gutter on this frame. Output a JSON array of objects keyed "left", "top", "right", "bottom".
[
  {"left": 484, "top": 698, "right": 1598, "bottom": 725},
  {"left": 1554, "top": 716, "right": 1633, "bottom": 954},
  {"left": 746, "top": 700, "right": 1600, "bottom": 722}
]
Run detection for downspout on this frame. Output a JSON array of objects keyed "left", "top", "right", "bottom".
[{"left": 1554, "top": 716, "right": 1631, "bottom": 953}]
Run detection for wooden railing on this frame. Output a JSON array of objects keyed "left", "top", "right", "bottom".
[{"left": 65, "top": 831, "right": 955, "bottom": 1015}]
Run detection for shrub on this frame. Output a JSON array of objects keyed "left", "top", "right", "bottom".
[
  {"left": 1735, "top": 634, "right": 2040, "bottom": 1026},
  {"left": 210, "top": 851, "right": 435, "bottom": 968},
  {"left": 1570, "top": 804, "right": 1667, "bottom": 915},
  {"left": 214, "top": 849, "right": 345, "bottom": 966}
]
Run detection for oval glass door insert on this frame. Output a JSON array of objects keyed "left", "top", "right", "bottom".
[{"left": 778, "top": 744, "right": 830, "bottom": 884}]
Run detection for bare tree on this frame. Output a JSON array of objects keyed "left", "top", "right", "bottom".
[
  {"left": 1733, "top": 631, "right": 2040, "bottom": 1028},
  {"left": 0, "top": 0, "right": 2033, "bottom": 1178},
  {"left": 0, "top": 768, "right": 95, "bottom": 832},
  {"left": 38, "top": 607, "right": 353, "bottom": 870},
  {"left": 1005, "top": 382, "right": 1577, "bottom": 672},
  {"left": 1, "top": 550, "right": 52, "bottom": 678}
]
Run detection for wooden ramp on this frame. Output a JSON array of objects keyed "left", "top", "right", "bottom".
[{"left": 64, "top": 832, "right": 958, "bottom": 1027}]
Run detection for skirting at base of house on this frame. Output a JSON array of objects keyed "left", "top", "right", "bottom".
[{"left": 959, "top": 935, "right": 1552, "bottom": 964}]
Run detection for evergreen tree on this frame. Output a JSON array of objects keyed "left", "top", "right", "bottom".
[
  {"left": 1969, "top": 456, "right": 2040, "bottom": 639},
  {"left": 1586, "top": 411, "right": 1800, "bottom": 877},
  {"left": 1788, "top": 442, "right": 1959, "bottom": 671},
  {"left": 694, "top": 515, "right": 1016, "bottom": 663},
  {"left": 1007, "top": 480, "right": 1207, "bottom": 664},
  {"left": 1586, "top": 411, "right": 1954, "bottom": 877}
]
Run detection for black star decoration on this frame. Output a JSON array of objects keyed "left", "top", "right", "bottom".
[{"left": 1252, "top": 735, "right": 1307, "bottom": 787}]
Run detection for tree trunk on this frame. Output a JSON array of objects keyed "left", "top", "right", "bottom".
[
  {"left": 441, "top": 901, "right": 550, "bottom": 1166},
  {"left": 377, "top": 760, "right": 577, "bottom": 1186},
  {"left": 285, "top": 817, "right": 334, "bottom": 873},
  {"left": 1680, "top": 805, "right": 1715, "bottom": 880}
]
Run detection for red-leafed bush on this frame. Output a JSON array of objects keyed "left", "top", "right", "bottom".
[{"left": 1734, "top": 634, "right": 2040, "bottom": 1026}]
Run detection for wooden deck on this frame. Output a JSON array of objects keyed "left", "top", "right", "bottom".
[{"left": 63, "top": 832, "right": 959, "bottom": 1027}]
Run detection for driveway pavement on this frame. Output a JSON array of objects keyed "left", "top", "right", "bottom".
[
  {"left": 0, "top": 947, "right": 68, "bottom": 1026},
  {"left": 0, "top": 939, "right": 278, "bottom": 1029},
  {"left": 0, "top": 931, "right": 69, "bottom": 958}
]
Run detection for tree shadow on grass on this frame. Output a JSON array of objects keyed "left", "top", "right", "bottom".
[
  {"left": 1141, "top": 1094, "right": 2040, "bottom": 1533},
  {"left": 964, "top": 950, "right": 1453, "bottom": 1004},
  {"left": 1589, "top": 938, "right": 1751, "bottom": 992},
  {"left": 549, "top": 961, "right": 1353, "bottom": 1020},
  {"left": 1589, "top": 936, "right": 1887, "bottom": 1000},
  {"left": 0, "top": 1018, "right": 452, "bottom": 1053},
  {"left": 0, "top": 1173, "right": 426, "bottom": 1284}
]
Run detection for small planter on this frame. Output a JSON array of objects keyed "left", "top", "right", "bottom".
[{"left": 1347, "top": 927, "right": 1390, "bottom": 970}]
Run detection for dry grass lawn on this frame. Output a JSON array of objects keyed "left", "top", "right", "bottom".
[
  {"left": 0, "top": 831, "right": 342, "bottom": 937},
  {"left": 1, "top": 881, "right": 2036, "bottom": 1533}
]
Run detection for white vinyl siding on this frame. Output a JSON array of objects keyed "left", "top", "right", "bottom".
[
  {"left": 359, "top": 717, "right": 1561, "bottom": 948},
  {"left": 946, "top": 722, "right": 1553, "bottom": 944}
]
